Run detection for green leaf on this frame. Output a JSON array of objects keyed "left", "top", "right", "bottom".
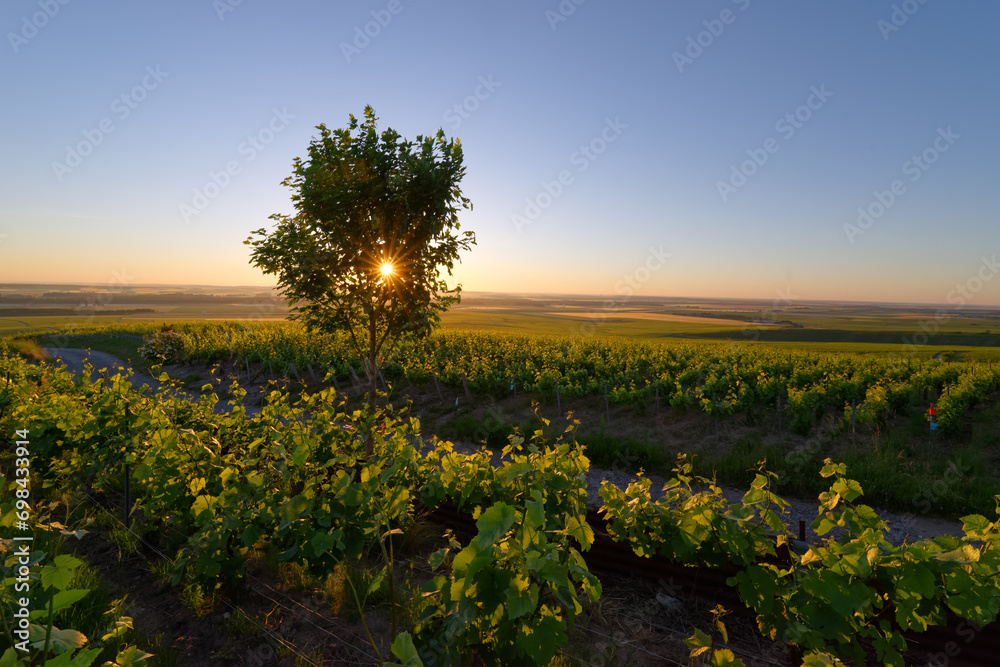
[
  {"left": 0, "top": 649, "right": 24, "bottom": 667},
  {"left": 684, "top": 628, "right": 712, "bottom": 657},
  {"left": 190, "top": 495, "right": 214, "bottom": 521},
  {"left": 475, "top": 502, "right": 516, "bottom": 548},
  {"left": 819, "top": 460, "right": 847, "bottom": 478},
  {"left": 49, "top": 588, "right": 89, "bottom": 613},
  {"left": 515, "top": 607, "right": 565, "bottom": 665},
  {"left": 961, "top": 514, "right": 993, "bottom": 539},
  {"left": 241, "top": 525, "right": 262, "bottom": 548},
  {"left": 279, "top": 495, "right": 311, "bottom": 530},
  {"left": 428, "top": 547, "right": 449, "bottom": 571},
  {"left": 112, "top": 645, "right": 155, "bottom": 667},
  {"left": 40, "top": 555, "right": 83, "bottom": 591},
  {"left": 388, "top": 631, "right": 424, "bottom": 667},
  {"left": 101, "top": 615, "right": 134, "bottom": 641},
  {"left": 505, "top": 576, "right": 538, "bottom": 619},
  {"left": 367, "top": 569, "right": 386, "bottom": 597},
  {"left": 832, "top": 478, "right": 863, "bottom": 503},
  {"left": 564, "top": 515, "right": 594, "bottom": 550},
  {"left": 801, "top": 651, "right": 846, "bottom": 666},
  {"left": 710, "top": 648, "right": 746, "bottom": 667},
  {"left": 310, "top": 531, "right": 337, "bottom": 557},
  {"left": 729, "top": 566, "right": 776, "bottom": 617},
  {"left": 41, "top": 647, "right": 103, "bottom": 667},
  {"left": 291, "top": 442, "right": 309, "bottom": 468},
  {"left": 29, "top": 626, "right": 87, "bottom": 653}
]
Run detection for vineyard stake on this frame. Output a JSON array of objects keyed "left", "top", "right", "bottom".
[
  {"left": 851, "top": 398, "right": 857, "bottom": 446},
  {"left": 604, "top": 383, "right": 610, "bottom": 423},
  {"left": 308, "top": 364, "right": 319, "bottom": 383},
  {"left": 432, "top": 370, "right": 443, "bottom": 403},
  {"left": 123, "top": 400, "right": 131, "bottom": 529},
  {"left": 289, "top": 362, "right": 301, "bottom": 382},
  {"left": 777, "top": 395, "right": 782, "bottom": 438},
  {"left": 379, "top": 371, "right": 388, "bottom": 393},
  {"left": 461, "top": 373, "right": 472, "bottom": 401},
  {"left": 350, "top": 366, "right": 362, "bottom": 388},
  {"left": 245, "top": 357, "right": 251, "bottom": 381}
]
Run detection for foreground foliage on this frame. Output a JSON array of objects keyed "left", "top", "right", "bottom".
[{"left": 2, "top": 351, "right": 999, "bottom": 666}]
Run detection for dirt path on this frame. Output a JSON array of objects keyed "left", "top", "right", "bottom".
[
  {"left": 43, "top": 347, "right": 162, "bottom": 390},
  {"left": 42, "top": 347, "right": 261, "bottom": 417}
]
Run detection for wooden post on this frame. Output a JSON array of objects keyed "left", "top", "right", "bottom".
[
  {"left": 308, "top": 364, "right": 319, "bottom": 383},
  {"left": 379, "top": 371, "right": 388, "bottom": 392},
  {"left": 245, "top": 357, "right": 251, "bottom": 381},
  {"left": 851, "top": 398, "right": 857, "bottom": 445},
  {"left": 289, "top": 362, "right": 301, "bottom": 382},
  {"left": 777, "top": 395, "right": 782, "bottom": 438},
  {"left": 349, "top": 366, "right": 362, "bottom": 388},
  {"left": 268, "top": 360, "right": 274, "bottom": 376},
  {"left": 461, "top": 373, "right": 472, "bottom": 401},
  {"left": 123, "top": 401, "right": 131, "bottom": 529},
  {"left": 432, "top": 370, "right": 444, "bottom": 402}
]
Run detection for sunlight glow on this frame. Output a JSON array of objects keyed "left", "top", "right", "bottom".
[{"left": 380, "top": 262, "right": 394, "bottom": 278}]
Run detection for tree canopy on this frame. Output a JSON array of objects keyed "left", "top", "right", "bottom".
[{"left": 245, "top": 105, "right": 475, "bottom": 413}]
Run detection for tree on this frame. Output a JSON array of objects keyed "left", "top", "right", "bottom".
[{"left": 245, "top": 105, "right": 475, "bottom": 444}]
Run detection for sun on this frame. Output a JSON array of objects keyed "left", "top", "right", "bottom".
[{"left": 380, "top": 262, "right": 394, "bottom": 278}]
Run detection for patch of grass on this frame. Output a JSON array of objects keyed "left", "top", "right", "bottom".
[
  {"left": 179, "top": 579, "right": 214, "bottom": 617},
  {"left": 695, "top": 434, "right": 789, "bottom": 490},
  {"left": 150, "top": 558, "right": 174, "bottom": 585},
  {"left": 223, "top": 608, "right": 258, "bottom": 638},
  {"left": 577, "top": 427, "right": 668, "bottom": 474},
  {"left": 278, "top": 561, "right": 322, "bottom": 591},
  {"left": 323, "top": 565, "right": 348, "bottom": 616}
]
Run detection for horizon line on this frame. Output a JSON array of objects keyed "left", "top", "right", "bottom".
[{"left": 2, "top": 282, "right": 999, "bottom": 310}]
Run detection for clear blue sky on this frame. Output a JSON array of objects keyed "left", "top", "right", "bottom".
[{"left": 2, "top": 0, "right": 998, "bottom": 306}]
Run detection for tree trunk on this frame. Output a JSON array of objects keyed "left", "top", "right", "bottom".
[{"left": 366, "top": 310, "right": 378, "bottom": 457}]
